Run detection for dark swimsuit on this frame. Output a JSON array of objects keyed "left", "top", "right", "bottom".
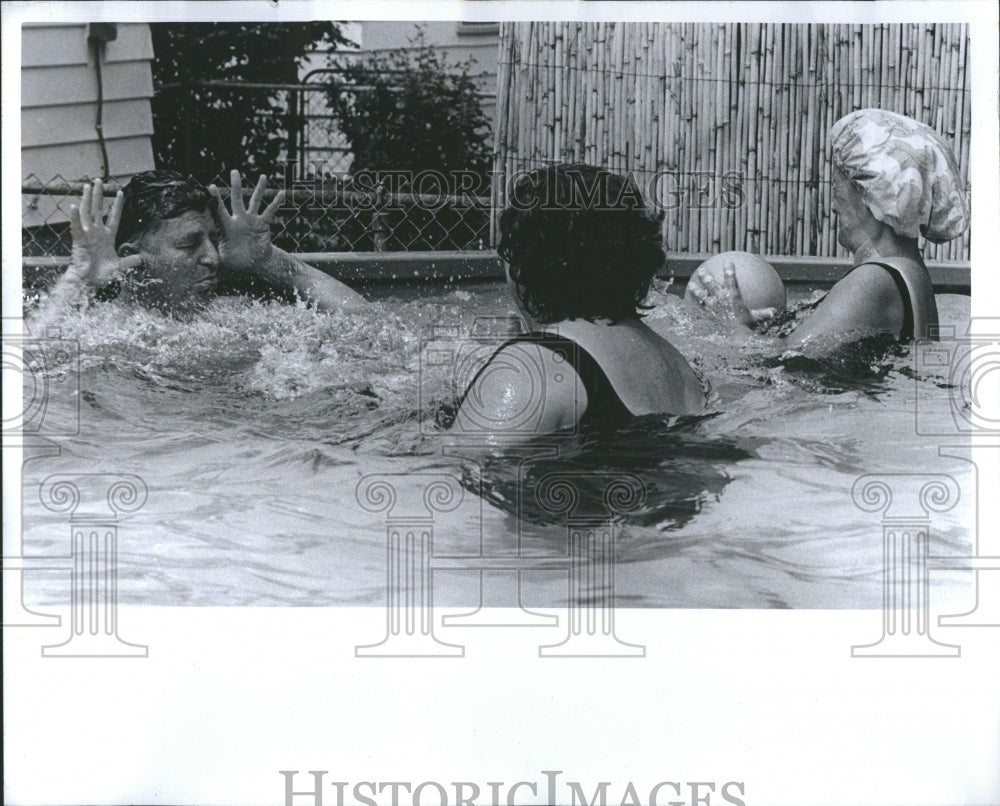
[
  {"left": 456, "top": 332, "right": 712, "bottom": 429},
  {"left": 797, "top": 256, "right": 938, "bottom": 341},
  {"left": 882, "top": 264, "right": 915, "bottom": 338},
  {"left": 457, "top": 333, "right": 633, "bottom": 428},
  {"left": 856, "top": 256, "right": 938, "bottom": 340}
]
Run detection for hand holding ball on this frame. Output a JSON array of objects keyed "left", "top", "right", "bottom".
[{"left": 684, "top": 251, "right": 786, "bottom": 319}]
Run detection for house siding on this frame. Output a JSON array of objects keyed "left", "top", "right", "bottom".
[
  {"left": 22, "top": 22, "right": 156, "bottom": 226},
  {"left": 356, "top": 21, "right": 499, "bottom": 123},
  {"left": 298, "top": 21, "right": 500, "bottom": 173}
]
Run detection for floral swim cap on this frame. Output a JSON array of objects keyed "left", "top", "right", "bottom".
[{"left": 830, "top": 108, "right": 970, "bottom": 243}]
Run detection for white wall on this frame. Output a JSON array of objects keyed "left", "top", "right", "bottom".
[{"left": 22, "top": 22, "right": 156, "bottom": 225}]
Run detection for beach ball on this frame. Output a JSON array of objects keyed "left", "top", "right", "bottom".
[{"left": 685, "top": 251, "right": 786, "bottom": 312}]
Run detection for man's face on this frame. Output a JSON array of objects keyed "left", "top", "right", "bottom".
[{"left": 129, "top": 209, "right": 220, "bottom": 311}]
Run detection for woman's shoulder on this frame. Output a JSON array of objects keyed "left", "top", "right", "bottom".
[
  {"left": 453, "top": 336, "right": 588, "bottom": 437},
  {"left": 844, "top": 256, "right": 935, "bottom": 340},
  {"left": 549, "top": 319, "right": 707, "bottom": 415},
  {"left": 836, "top": 259, "right": 922, "bottom": 315},
  {"left": 787, "top": 262, "right": 906, "bottom": 346},
  {"left": 848, "top": 255, "right": 926, "bottom": 278},
  {"left": 839, "top": 260, "right": 908, "bottom": 292}
]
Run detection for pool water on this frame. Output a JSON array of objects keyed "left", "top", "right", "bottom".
[{"left": 17, "top": 281, "right": 975, "bottom": 610}]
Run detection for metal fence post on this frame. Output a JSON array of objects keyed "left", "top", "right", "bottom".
[{"left": 372, "top": 180, "right": 389, "bottom": 252}]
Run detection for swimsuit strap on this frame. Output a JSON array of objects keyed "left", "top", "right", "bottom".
[
  {"left": 877, "top": 263, "right": 914, "bottom": 341},
  {"left": 457, "top": 332, "right": 633, "bottom": 427},
  {"left": 846, "top": 256, "right": 938, "bottom": 341}
]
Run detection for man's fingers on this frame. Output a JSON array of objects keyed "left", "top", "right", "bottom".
[
  {"left": 92, "top": 179, "right": 105, "bottom": 227},
  {"left": 261, "top": 188, "right": 286, "bottom": 221},
  {"left": 230, "top": 169, "right": 246, "bottom": 214},
  {"left": 208, "top": 184, "right": 232, "bottom": 223},
  {"left": 106, "top": 190, "right": 125, "bottom": 232},
  {"left": 247, "top": 174, "right": 267, "bottom": 214},
  {"left": 68, "top": 205, "right": 84, "bottom": 239},
  {"left": 119, "top": 254, "right": 145, "bottom": 272},
  {"left": 79, "top": 184, "right": 92, "bottom": 228}
]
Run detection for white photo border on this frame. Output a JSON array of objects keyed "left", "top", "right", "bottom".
[{"left": 3, "top": 3, "right": 999, "bottom": 806}]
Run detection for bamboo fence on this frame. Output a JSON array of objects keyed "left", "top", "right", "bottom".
[{"left": 493, "top": 22, "right": 971, "bottom": 262}]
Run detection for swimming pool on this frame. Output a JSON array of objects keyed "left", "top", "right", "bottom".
[{"left": 16, "top": 281, "right": 975, "bottom": 613}]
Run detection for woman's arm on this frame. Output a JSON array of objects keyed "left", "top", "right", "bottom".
[
  {"left": 689, "top": 260, "right": 906, "bottom": 351},
  {"left": 784, "top": 263, "right": 905, "bottom": 348},
  {"left": 210, "top": 171, "right": 369, "bottom": 312}
]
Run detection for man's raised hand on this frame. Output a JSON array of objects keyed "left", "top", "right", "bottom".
[
  {"left": 210, "top": 170, "right": 287, "bottom": 276},
  {"left": 67, "top": 179, "right": 144, "bottom": 288}
]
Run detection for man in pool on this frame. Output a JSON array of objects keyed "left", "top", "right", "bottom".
[{"left": 34, "top": 170, "right": 368, "bottom": 321}]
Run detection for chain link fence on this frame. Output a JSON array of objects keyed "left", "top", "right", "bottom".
[
  {"left": 23, "top": 76, "right": 493, "bottom": 265},
  {"left": 22, "top": 171, "right": 491, "bottom": 258}
]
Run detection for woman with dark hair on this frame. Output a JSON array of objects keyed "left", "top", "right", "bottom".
[{"left": 451, "top": 163, "right": 707, "bottom": 440}]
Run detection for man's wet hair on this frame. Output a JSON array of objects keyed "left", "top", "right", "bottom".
[
  {"left": 497, "top": 163, "right": 665, "bottom": 324},
  {"left": 115, "top": 170, "right": 214, "bottom": 249}
]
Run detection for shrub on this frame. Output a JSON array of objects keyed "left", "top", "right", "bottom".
[{"left": 324, "top": 33, "right": 493, "bottom": 189}]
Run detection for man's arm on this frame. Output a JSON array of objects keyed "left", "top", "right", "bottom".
[
  {"left": 245, "top": 246, "right": 369, "bottom": 313},
  {"left": 211, "top": 171, "right": 369, "bottom": 312}
]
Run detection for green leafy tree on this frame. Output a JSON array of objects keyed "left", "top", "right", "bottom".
[
  {"left": 325, "top": 35, "right": 493, "bottom": 186},
  {"left": 150, "top": 23, "right": 352, "bottom": 178},
  {"left": 308, "top": 35, "right": 494, "bottom": 251}
]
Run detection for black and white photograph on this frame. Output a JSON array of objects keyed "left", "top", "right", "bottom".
[{"left": 4, "top": 1, "right": 1000, "bottom": 805}]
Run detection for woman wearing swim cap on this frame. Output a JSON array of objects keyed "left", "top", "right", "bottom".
[{"left": 688, "top": 109, "right": 969, "bottom": 347}]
